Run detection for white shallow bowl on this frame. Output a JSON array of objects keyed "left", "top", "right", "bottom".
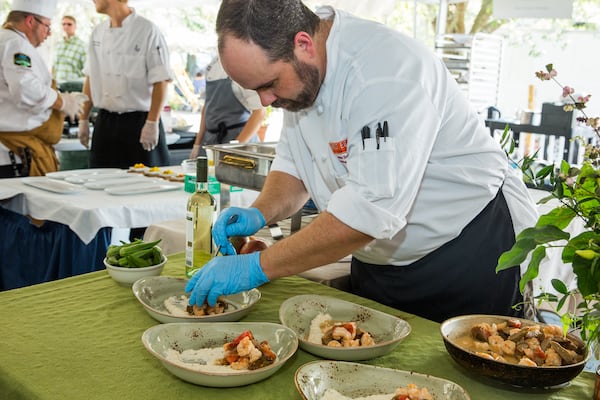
[
  {"left": 142, "top": 322, "right": 298, "bottom": 387},
  {"left": 279, "top": 294, "right": 411, "bottom": 361},
  {"left": 132, "top": 276, "right": 261, "bottom": 323},
  {"left": 104, "top": 255, "right": 166, "bottom": 286},
  {"left": 295, "top": 360, "right": 471, "bottom": 400}
]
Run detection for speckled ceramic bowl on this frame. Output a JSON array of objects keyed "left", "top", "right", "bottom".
[
  {"left": 295, "top": 360, "right": 470, "bottom": 400},
  {"left": 132, "top": 276, "right": 261, "bottom": 323},
  {"left": 142, "top": 322, "right": 298, "bottom": 387},
  {"left": 279, "top": 294, "right": 410, "bottom": 361},
  {"left": 440, "top": 314, "right": 589, "bottom": 388}
]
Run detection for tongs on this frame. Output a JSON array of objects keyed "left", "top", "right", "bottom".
[{"left": 213, "top": 214, "right": 239, "bottom": 256}]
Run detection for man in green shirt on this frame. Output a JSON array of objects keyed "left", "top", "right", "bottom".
[{"left": 52, "top": 15, "right": 86, "bottom": 82}]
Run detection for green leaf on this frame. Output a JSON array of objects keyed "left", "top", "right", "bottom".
[
  {"left": 556, "top": 294, "right": 568, "bottom": 312},
  {"left": 518, "top": 224, "right": 570, "bottom": 243},
  {"left": 496, "top": 238, "right": 536, "bottom": 272},
  {"left": 573, "top": 255, "right": 600, "bottom": 297},
  {"left": 551, "top": 278, "right": 569, "bottom": 295},
  {"left": 560, "top": 159, "right": 570, "bottom": 174},
  {"left": 519, "top": 246, "right": 546, "bottom": 293},
  {"left": 563, "top": 231, "right": 600, "bottom": 262},
  {"left": 535, "top": 164, "right": 554, "bottom": 180},
  {"left": 536, "top": 207, "right": 576, "bottom": 230}
]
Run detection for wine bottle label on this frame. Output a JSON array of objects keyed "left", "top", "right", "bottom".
[{"left": 185, "top": 211, "right": 194, "bottom": 268}]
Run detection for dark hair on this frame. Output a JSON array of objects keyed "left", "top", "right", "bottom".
[
  {"left": 216, "top": 0, "right": 320, "bottom": 62},
  {"left": 3, "top": 11, "right": 29, "bottom": 27}
]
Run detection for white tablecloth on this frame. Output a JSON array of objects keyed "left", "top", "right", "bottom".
[{"left": 0, "top": 172, "right": 188, "bottom": 244}]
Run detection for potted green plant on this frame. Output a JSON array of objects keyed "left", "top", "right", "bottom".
[{"left": 496, "top": 64, "right": 600, "bottom": 352}]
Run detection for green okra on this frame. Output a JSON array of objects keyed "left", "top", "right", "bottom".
[{"left": 118, "top": 239, "right": 162, "bottom": 257}]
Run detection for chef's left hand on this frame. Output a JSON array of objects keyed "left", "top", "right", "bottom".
[
  {"left": 140, "top": 120, "right": 159, "bottom": 151},
  {"left": 185, "top": 252, "right": 269, "bottom": 306},
  {"left": 60, "top": 92, "right": 88, "bottom": 123}
]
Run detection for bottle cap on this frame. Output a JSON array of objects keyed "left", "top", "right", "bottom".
[{"left": 196, "top": 156, "right": 208, "bottom": 181}]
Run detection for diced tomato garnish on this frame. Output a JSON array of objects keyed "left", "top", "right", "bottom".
[
  {"left": 342, "top": 323, "right": 355, "bottom": 335},
  {"left": 230, "top": 330, "right": 254, "bottom": 347},
  {"left": 535, "top": 347, "right": 546, "bottom": 360}
]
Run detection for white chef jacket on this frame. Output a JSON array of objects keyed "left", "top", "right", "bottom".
[
  {"left": 270, "top": 7, "right": 538, "bottom": 266},
  {"left": 0, "top": 28, "right": 57, "bottom": 165},
  {"left": 83, "top": 8, "right": 173, "bottom": 113}
]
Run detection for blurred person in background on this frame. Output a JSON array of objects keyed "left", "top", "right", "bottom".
[
  {"left": 193, "top": 70, "right": 205, "bottom": 97},
  {"left": 0, "top": 0, "right": 87, "bottom": 178},
  {"left": 52, "top": 15, "right": 86, "bottom": 82},
  {"left": 78, "top": 0, "right": 173, "bottom": 168},
  {"left": 189, "top": 55, "right": 265, "bottom": 159}
]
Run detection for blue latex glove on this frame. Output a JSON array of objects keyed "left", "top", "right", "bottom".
[
  {"left": 185, "top": 252, "right": 269, "bottom": 306},
  {"left": 212, "top": 207, "right": 266, "bottom": 255}
]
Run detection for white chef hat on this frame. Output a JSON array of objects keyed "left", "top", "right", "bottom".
[{"left": 10, "top": 0, "right": 57, "bottom": 20}]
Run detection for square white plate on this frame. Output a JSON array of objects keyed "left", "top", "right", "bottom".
[
  {"left": 22, "top": 177, "right": 85, "bottom": 194},
  {"left": 105, "top": 181, "right": 182, "bottom": 195},
  {"left": 83, "top": 176, "right": 155, "bottom": 190},
  {"left": 46, "top": 168, "right": 126, "bottom": 180}
]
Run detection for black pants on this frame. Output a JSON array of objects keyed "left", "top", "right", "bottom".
[
  {"left": 351, "top": 189, "right": 523, "bottom": 323},
  {"left": 90, "top": 109, "right": 170, "bottom": 168}
]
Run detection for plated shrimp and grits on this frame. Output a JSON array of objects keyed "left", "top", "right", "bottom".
[{"left": 308, "top": 313, "right": 376, "bottom": 347}]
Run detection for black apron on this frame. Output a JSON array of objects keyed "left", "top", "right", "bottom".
[
  {"left": 351, "top": 189, "right": 524, "bottom": 323},
  {"left": 89, "top": 109, "right": 170, "bottom": 169}
]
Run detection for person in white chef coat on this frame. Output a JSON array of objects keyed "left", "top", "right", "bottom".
[
  {"left": 77, "top": 0, "right": 173, "bottom": 169},
  {"left": 189, "top": 55, "right": 265, "bottom": 159},
  {"left": 185, "top": 0, "right": 539, "bottom": 323},
  {"left": 0, "top": 0, "right": 87, "bottom": 178}
]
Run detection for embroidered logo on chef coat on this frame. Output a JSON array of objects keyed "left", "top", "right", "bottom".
[
  {"left": 329, "top": 139, "right": 348, "bottom": 164},
  {"left": 13, "top": 53, "right": 31, "bottom": 68}
]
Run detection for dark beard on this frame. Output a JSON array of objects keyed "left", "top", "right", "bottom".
[{"left": 272, "top": 58, "right": 321, "bottom": 112}]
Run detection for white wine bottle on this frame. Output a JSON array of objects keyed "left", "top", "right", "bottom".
[{"left": 185, "top": 157, "right": 216, "bottom": 278}]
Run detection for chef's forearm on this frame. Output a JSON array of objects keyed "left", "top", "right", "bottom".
[
  {"left": 260, "top": 210, "right": 373, "bottom": 279},
  {"left": 236, "top": 108, "right": 266, "bottom": 143},
  {"left": 51, "top": 91, "right": 63, "bottom": 111},
  {"left": 252, "top": 170, "right": 310, "bottom": 225},
  {"left": 79, "top": 76, "right": 93, "bottom": 119},
  {"left": 194, "top": 105, "right": 207, "bottom": 146},
  {"left": 147, "top": 81, "right": 168, "bottom": 122}
]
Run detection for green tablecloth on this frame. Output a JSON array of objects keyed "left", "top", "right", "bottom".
[{"left": 0, "top": 252, "right": 595, "bottom": 399}]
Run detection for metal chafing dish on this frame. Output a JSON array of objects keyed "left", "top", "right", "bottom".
[{"left": 204, "top": 142, "right": 277, "bottom": 190}]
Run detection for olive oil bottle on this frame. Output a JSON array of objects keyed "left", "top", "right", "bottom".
[{"left": 185, "top": 157, "right": 216, "bottom": 278}]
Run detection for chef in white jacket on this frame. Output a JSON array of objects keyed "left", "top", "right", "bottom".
[
  {"left": 186, "top": 0, "right": 539, "bottom": 323},
  {"left": 0, "top": 0, "right": 86, "bottom": 177}
]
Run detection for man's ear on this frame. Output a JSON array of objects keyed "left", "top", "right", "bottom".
[{"left": 293, "top": 31, "right": 316, "bottom": 60}]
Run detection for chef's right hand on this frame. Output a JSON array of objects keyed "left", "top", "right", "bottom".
[
  {"left": 189, "top": 144, "right": 201, "bottom": 159},
  {"left": 78, "top": 119, "right": 90, "bottom": 149},
  {"left": 212, "top": 207, "right": 266, "bottom": 255},
  {"left": 139, "top": 120, "right": 159, "bottom": 151}
]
